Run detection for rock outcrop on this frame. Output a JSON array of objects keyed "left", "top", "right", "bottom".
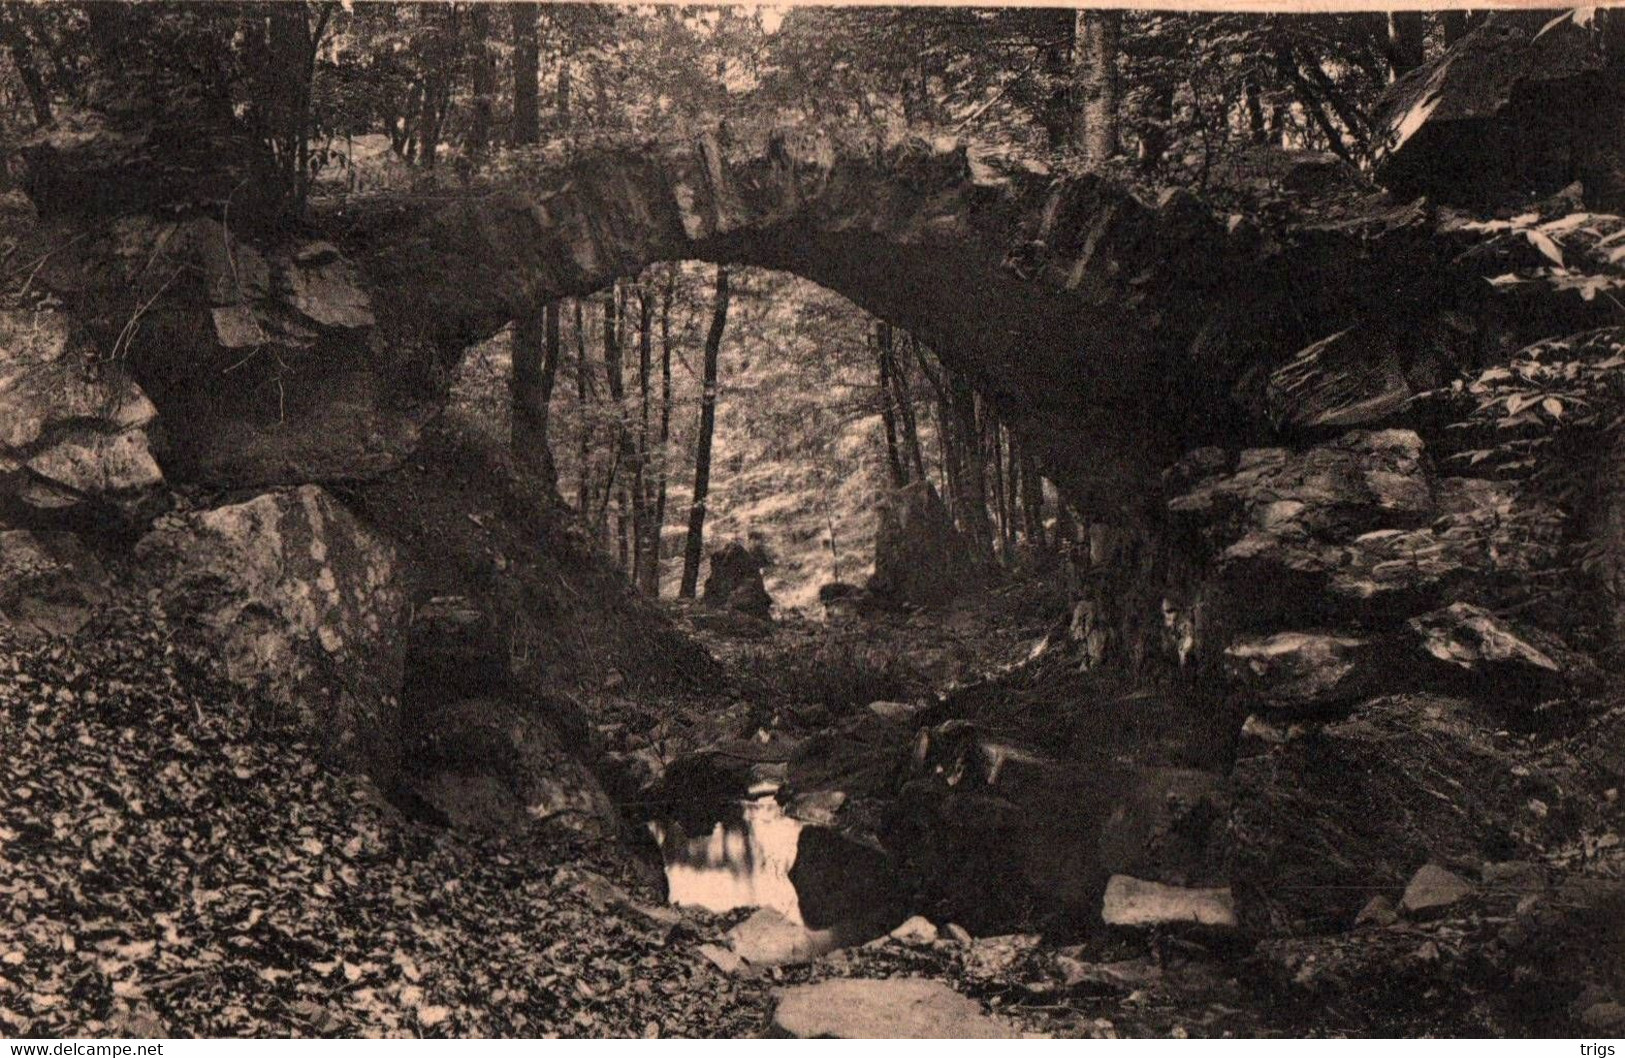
[
  {"left": 1168, "top": 430, "right": 1589, "bottom": 705},
  {"left": 1372, "top": 11, "right": 1625, "bottom": 209},
  {"left": 888, "top": 720, "right": 1229, "bottom": 932},
  {"left": 0, "top": 529, "right": 110, "bottom": 639},
  {"left": 0, "top": 302, "right": 161, "bottom": 522},
  {"left": 869, "top": 481, "right": 983, "bottom": 608},
  {"left": 134, "top": 485, "right": 408, "bottom": 781},
  {"left": 1227, "top": 695, "right": 1532, "bottom": 935},
  {"left": 26, "top": 211, "right": 433, "bottom": 488}
]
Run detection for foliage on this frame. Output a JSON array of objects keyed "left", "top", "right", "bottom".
[{"left": 0, "top": 2, "right": 1510, "bottom": 217}]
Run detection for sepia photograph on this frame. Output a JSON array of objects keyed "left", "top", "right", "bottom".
[{"left": 0, "top": 0, "right": 1622, "bottom": 1041}]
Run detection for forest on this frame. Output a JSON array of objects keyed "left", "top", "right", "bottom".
[{"left": 0, "top": 0, "right": 1624, "bottom": 1040}]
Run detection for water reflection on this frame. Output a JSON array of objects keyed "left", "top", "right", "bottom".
[{"left": 650, "top": 795, "right": 806, "bottom": 924}]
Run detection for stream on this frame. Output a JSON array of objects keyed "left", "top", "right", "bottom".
[
  {"left": 650, "top": 785, "right": 906, "bottom": 940},
  {"left": 650, "top": 792, "right": 808, "bottom": 924}
]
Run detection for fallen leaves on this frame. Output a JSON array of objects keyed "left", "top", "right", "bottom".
[{"left": 0, "top": 606, "right": 765, "bottom": 1038}]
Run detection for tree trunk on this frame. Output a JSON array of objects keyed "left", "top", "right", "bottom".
[
  {"left": 417, "top": 68, "right": 439, "bottom": 169},
  {"left": 635, "top": 287, "right": 659, "bottom": 595},
  {"left": 1072, "top": 9, "right": 1121, "bottom": 168},
  {"left": 467, "top": 4, "right": 497, "bottom": 158},
  {"left": 511, "top": 2, "right": 540, "bottom": 145},
  {"left": 1003, "top": 424, "right": 1021, "bottom": 555},
  {"left": 654, "top": 271, "right": 675, "bottom": 592},
  {"left": 1138, "top": 83, "right": 1173, "bottom": 172},
  {"left": 573, "top": 300, "right": 595, "bottom": 519},
  {"left": 556, "top": 56, "right": 572, "bottom": 131},
  {"left": 876, "top": 324, "right": 908, "bottom": 490},
  {"left": 603, "top": 287, "right": 639, "bottom": 577},
  {"left": 936, "top": 391, "right": 960, "bottom": 523},
  {"left": 1277, "top": 50, "right": 1356, "bottom": 164},
  {"left": 1388, "top": 12, "right": 1426, "bottom": 79},
  {"left": 680, "top": 267, "right": 730, "bottom": 599},
  {"left": 988, "top": 412, "right": 1012, "bottom": 560},
  {"left": 0, "top": 17, "right": 51, "bottom": 128},
  {"left": 511, "top": 304, "right": 560, "bottom": 487},
  {"left": 949, "top": 371, "right": 994, "bottom": 561},
  {"left": 1243, "top": 79, "right": 1268, "bottom": 145},
  {"left": 1440, "top": 10, "right": 1471, "bottom": 47},
  {"left": 893, "top": 334, "right": 928, "bottom": 483},
  {"left": 1019, "top": 447, "right": 1045, "bottom": 551},
  {"left": 1038, "top": 6, "right": 1077, "bottom": 152}
]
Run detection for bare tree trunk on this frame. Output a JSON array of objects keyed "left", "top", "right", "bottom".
[
  {"left": 875, "top": 324, "right": 907, "bottom": 490},
  {"left": 1038, "top": 6, "right": 1077, "bottom": 152},
  {"left": 1276, "top": 50, "right": 1356, "bottom": 164},
  {"left": 935, "top": 392, "right": 959, "bottom": 523},
  {"left": 466, "top": 4, "right": 497, "bottom": 158},
  {"left": 1137, "top": 83, "right": 1173, "bottom": 172},
  {"left": 949, "top": 371, "right": 994, "bottom": 561},
  {"left": 1387, "top": 12, "right": 1426, "bottom": 78},
  {"left": 1072, "top": 9, "right": 1121, "bottom": 168},
  {"left": 988, "top": 411, "right": 1011, "bottom": 561},
  {"left": 511, "top": 304, "right": 560, "bottom": 487},
  {"left": 0, "top": 15, "right": 51, "bottom": 128},
  {"left": 1003, "top": 424, "right": 1021, "bottom": 555},
  {"left": 573, "top": 300, "right": 595, "bottom": 518},
  {"left": 603, "top": 286, "right": 640, "bottom": 578},
  {"left": 1243, "top": 79, "right": 1268, "bottom": 144},
  {"left": 892, "top": 334, "right": 927, "bottom": 483},
  {"left": 555, "top": 55, "right": 572, "bottom": 131},
  {"left": 653, "top": 271, "right": 676, "bottom": 596},
  {"left": 1019, "top": 446, "right": 1045, "bottom": 550},
  {"left": 417, "top": 68, "right": 439, "bottom": 169},
  {"left": 511, "top": 2, "right": 540, "bottom": 145},
  {"left": 635, "top": 287, "right": 660, "bottom": 595},
  {"left": 680, "top": 267, "right": 730, "bottom": 599}
]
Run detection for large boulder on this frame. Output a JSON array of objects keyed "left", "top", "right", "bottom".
[
  {"left": 133, "top": 485, "right": 408, "bottom": 781},
  {"left": 887, "top": 722, "right": 1228, "bottom": 933},
  {"left": 1371, "top": 12, "right": 1625, "bottom": 210},
  {"left": 1264, "top": 324, "right": 1451, "bottom": 433},
  {"left": 0, "top": 529, "right": 110, "bottom": 639},
  {"left": 1223, "top": 631, "right": 1386, "bottom": 711},
  {"left": 0, "top": 304, "right": 161, "bottom": 520},
  {"left": 771, "top": 979, "right": 1021, "bottom": 1039},
  {"left": 703, "top": 541, "right": 773, "bottom": 620},
  {"left": 1100, "top": 875, "right": 1237, "bottom": 930},
  {"left": 1408, "top": 601, "right": 1592, "bottom": 705},
  {"left": 868, "top": 480, "right": 983, "bottom": 608},
  {"left": 402, "top": 696, "right": 619, "bottom": 838},
  {"left": 1227, "top": 694, "right": 1531, "bottom": 935},
  {"left": 31, "top": 211, "right": 435, "bottom": 489}
]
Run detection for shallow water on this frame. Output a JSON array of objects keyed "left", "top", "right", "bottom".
[{"left": 650, "top": 794, "right": 807, "bottom": 924}]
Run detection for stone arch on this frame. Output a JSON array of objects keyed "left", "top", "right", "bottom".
[{"left": 24, "top": 123, "right": 1443, "bottom": 518}]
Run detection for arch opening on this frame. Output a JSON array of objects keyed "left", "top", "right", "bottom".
[{"left": 448, "top": 261, "right": 1066, "bottom": 613}]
